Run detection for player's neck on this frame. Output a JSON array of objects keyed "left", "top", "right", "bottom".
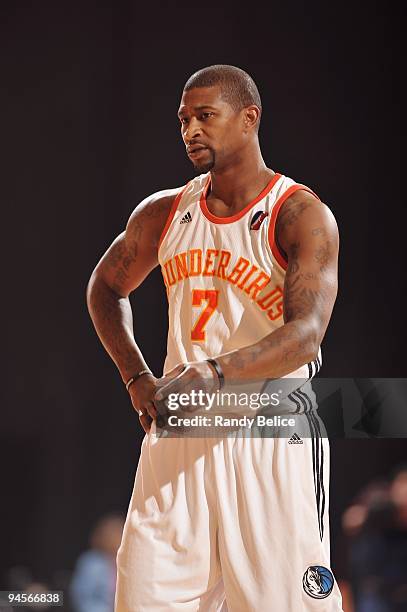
[{"left": 207, "top": 149, "right": 274, "bottom": 214}]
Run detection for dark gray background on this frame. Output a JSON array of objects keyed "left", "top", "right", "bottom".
[{"left": 1, "top": 0, "right": 405, "bottom": 584}]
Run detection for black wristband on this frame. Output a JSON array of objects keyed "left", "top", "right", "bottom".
[{"left": 206, "top": 358, "right": 224, "bottom": 390}]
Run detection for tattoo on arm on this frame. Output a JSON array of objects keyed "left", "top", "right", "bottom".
[
  {"left": 103, "top": 220, "right": 142, "bottom": 294},
  {"left": 218, "top": 196, "right": 338, "bottom": 379},
  {"left": 276, "top": 199, "right": 312, "bottom": 232},
  {"left": 102, "top": 194, "right": 173, "bottom": 295},
  {"left": 284, "top": 237, "right": 328, "bottom": 322},
  {"left": 311, "top": 226, "right": 326, "bottom": 236},
  {"left": 87, "top": 273, "right": 142, "bottom": 376},
  {"left": 314, "top": 240, "right": 331, "bottom": 272},
  {"left": 87, "top": 194, "right": 174, "bottom": 378}
]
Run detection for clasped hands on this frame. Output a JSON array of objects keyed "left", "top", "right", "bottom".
[{"left": 128, "top": 361, "right": 220, "bottom": 433}]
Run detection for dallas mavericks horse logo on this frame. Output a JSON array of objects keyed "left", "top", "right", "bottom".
[{"left": 302, "top": 565, "right": 334, "bottom": 599}]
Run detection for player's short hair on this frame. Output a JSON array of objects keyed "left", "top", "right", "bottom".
[{"left": 183, "top": 64, "right": 262, "bottom": 132}]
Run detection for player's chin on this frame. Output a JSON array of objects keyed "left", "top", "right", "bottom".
[
  {"left": 189, "top": 150, "right": 215, "bottom": 174},
  {"left": 191, "top": 158, "right": 215, "bottom": 174}
]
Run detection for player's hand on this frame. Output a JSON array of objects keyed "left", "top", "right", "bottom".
[
  {"left": 127, "top": 373, "right": 159, "bottom": 434},
  {"left": 153, "top": 361, "right": 220, "bottom": 414}
]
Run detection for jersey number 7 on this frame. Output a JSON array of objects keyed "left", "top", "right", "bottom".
[{"left": 191, "top": 289, "right": 219, "bottom": 341}]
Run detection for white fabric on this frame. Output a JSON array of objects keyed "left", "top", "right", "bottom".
[{"left": 115, "top": 417, "right": 343, "bottom": 611}]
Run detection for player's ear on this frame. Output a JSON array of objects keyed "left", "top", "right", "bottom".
[{"left": 243, "top": 106, "right": 260, "bottom": 131}]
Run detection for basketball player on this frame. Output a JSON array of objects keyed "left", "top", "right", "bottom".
[{"left": 87, "top": 65, "right": 343, "bottom": 610}]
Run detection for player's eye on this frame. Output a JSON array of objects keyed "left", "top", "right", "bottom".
[
  {"left": 179, "top": 117, "right": 189, "bottom": 125},
  {"left": 200, "top": 112, "right": 214, "bottom": 120}
]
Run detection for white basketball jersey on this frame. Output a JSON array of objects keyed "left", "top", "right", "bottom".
[{"left": 158, "top": 172, "right": 321, "bottom": 387}]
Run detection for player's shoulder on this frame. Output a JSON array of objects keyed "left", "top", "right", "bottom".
[
  {"left": 124, "top": 186, "right": 180, "bottom": 239},
  {"left": 129, "top": 187, "right": 180, "bottom": 220},
  {"left": 126, "top": 174, "right": 207, "bottom": 229},
  {"left": 277, "top": 178, "right": 337, "bottom": 232}
]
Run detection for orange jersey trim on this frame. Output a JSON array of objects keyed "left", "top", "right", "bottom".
[
  {"left": 268, "top": 184, "right": 320, "bottom": 270},
  {"left": 200, "top": 173, "right": 282, "bottom": 224},
  {"left": 158, "top": 182, "right": 191, "bottom": 250}
]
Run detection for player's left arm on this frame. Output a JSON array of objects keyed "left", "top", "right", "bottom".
[{"left": 216, "top": 189, "right": 339, "bottom": 380}]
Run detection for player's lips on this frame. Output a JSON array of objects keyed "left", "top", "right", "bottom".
[{"left": 187, "top": 145, "right": 208, "bottom": 158}]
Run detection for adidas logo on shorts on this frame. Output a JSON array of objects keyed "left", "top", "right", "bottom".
[
  {"left": 288, "top": 433, "right": 303, "bottom": 444},
  {"left": 180, "top": 211, "right": 192, "bottom": 224}
]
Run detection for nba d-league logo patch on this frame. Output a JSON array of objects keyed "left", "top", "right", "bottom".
[
  {"left": 250, "top": 210, "right": 268, "bottom": 230},
  {"left": 302, "top": 565, "right": 334, "bottom": 599}
]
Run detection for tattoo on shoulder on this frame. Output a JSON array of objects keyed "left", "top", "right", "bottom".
[
  {"left": 276, "top": 198, "right": 312, "bottom": 232},
  {"left": 140, "top": 195, "right": 174, "bottom": 219},
  {"left": 311, "top": 227, "right": 327, "bottom": 236}
]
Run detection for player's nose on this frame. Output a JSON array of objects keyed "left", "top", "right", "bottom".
[{"left": 183, "top": 117, "right": 202, "bottom": 144}]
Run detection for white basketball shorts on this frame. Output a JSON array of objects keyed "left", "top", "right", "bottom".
[{"left": 115, "top": 413, "right": 343, "bottom": 611}]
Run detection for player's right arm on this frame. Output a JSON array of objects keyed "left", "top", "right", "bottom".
[{"left": 86, "top": 188, "right": 178, "bottom": 432}]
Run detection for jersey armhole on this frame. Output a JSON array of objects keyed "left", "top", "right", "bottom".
[
  {"left": 267, "top": 184, "right": 320, "bottom": 270},
  {"left": 158, "top": 182, "right": 191, "bottom": 251}
]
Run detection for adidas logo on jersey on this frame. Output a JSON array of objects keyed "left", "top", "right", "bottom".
[
  {"left": 180, "top": 211, "right": 192, "bottom": 224},
  {"left": 288, "top": 433, "right": 303, "bottom": 444}
]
